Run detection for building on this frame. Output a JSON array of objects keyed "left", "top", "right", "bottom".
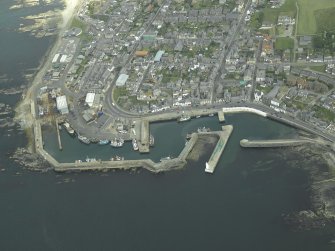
[
  {"left": 116, "top": 74, "right": 129, "bottom": 87},
  {"left": 135, "top": 50, "right": 149, "bottom": 57},
  {"left": 85, "top": 92, "right": 95, "bottom": 107},
  {"left": 299, "top": 36, "right": 312, "bottom": 46},
  {"left": 56, "top": 95, "right": 69, "bottom": 114},
  {"left": 154, "top": 50, "right": 165, "bottom": 62},
  {"left": 52, "top": 53, "right": 60, "bottom": 63},
  {"left": 60, "top": 54, "right": 68, "bottom": 63},
  {"left": 277, "top": 16, "right": 295, "bottom": 25}
]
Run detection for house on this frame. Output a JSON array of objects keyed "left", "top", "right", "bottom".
[
  {"left": 299, "top": 36, "right": 312, "bottom": 46},
  {"left": 256, "top": 69, "right": 266, "bottom": 82}
]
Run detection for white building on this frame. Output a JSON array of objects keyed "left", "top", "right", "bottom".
[
  {"left": 85, "top": 93, "right": 95, "bottom": 107},
  {"left": 52, "top": 53, "right": 60, "bottom": 64},
  {"left": 116, "top": 74, "right": 129, "bottom": 87},
  {"left": 56, "top": 95, "right": 69, "bottom": 114}
]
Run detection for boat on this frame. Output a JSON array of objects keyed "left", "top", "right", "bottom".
[
  {"left": 132, "top": 138, "right": 139, "bottom": 151},
  {"left": 208, "top": 113, "right": 215, "bottom": 117},
  {"left": 196, "top": 115, "right": 201, "bottom": 118},
  {"left": 177, "top": 115, "right": 191, "bottom": 122},
  {"left": 62, "top": 122, "right": 75, "bottom": 136},
  {"left": 111, "top": 155, "right": 124, "bottom": 161},
  {"left": 197, "top": 127, "right": 211, "bottom": 133},
  {"left": 85, "top": 157, "right": 97, "bottom": 162},
  {"left": 98, "top": 139, "right": 109, "bottom": 145},
  {"left": 110, "top": 138, "right": 124, "bottom": 147},
  {"left": 78, "top": 134, "right": 90, "bottom": 144},
  {"left": 149, "top": 134, "right": 154, "bottom": 146},
  {"left": 185, "top": 133, "right": 192, "bottom": 140},
  {"left": 160, "top": 156, "right": 172, "bottom": 162}
]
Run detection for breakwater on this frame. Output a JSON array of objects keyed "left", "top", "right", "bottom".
[
  {"left": 205, "top": 125, "right": 233, "bottom": 173},
  {"left": 240, "top": 138, "right": 314, "bottom": 148}
]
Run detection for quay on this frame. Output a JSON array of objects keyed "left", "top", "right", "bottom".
[
  {"left": 205, "top": 125, "right": 233, "bottom": 174},
  {"left": 218, "top": 111, "right": 225, "bottom": 122},
  {"left": 55, "top": 118, "right": 62, "bottom": 150},
  {"left": 138, "top": 120, "right": 150, "bottom": 153},
  {"left": 240, "top": 138, "right": 314, "bottom": 148}
]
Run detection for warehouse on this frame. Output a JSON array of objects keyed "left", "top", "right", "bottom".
[
  {"left": 116, "top": 74, "right": 129, "bottom": 87},
  {"left": 56, "top": 95, "right": 69, "bottom": 114}
]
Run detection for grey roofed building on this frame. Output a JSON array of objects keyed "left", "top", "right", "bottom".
[
  {"left": 299, "top": 36, "right": 312, "bottom": 46},
  {"left": 154, "top": 50, "right": 165, "bottom": 62},
  {"left": 56, "top": 95, "right": 69, "bottom": 115},
  {"left": 174, "top": 41, "right": 183, "bottom": 52},
  {"left": 116, "top": 73, "right": 129, "bottom": 86}
]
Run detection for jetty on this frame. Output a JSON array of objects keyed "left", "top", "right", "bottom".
[
  {"left": 240, "top": 138, "right": 314, "bottom": 148},
  {"left": 205, "top": 125, "right": 233, "bottom": 174},
  {"left": 218, "top": 111, "right": 225, "bottom": 122},
  {"left": 55, "top": 118, "right": 62, "bottom": 150},
  {"left": 139, "top": 120, "right": 150, "bottom": 152}
]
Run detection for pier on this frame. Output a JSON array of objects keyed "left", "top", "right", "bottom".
[
  {"left": 205, "top": 125, "right": 233, "bottom": 174},
  {"left": 55, "top": 119, "right": 62, "bottom": 150},
  {"left": 218, "top": 111, "right": 225, "bottom": 122},
  {"left": 138, "top": 120, "right": 150, "bottom": 153},
  {"left": 240, "top": 138, "right": 314, "bottom": 148}
]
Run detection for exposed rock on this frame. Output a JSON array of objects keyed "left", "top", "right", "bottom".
[
  {"left": 10, "top": 147, "right": 52, "bottom": 172},
  {"left": 278, "top": 144, "right": 335, "bottom": 230}
]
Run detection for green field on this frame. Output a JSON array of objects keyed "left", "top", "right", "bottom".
[
  {"left": 263, "top": 0, "right": 296, "bottom": 24},
  {"left": 297, "top": 0, "right": 335, "bottom": 35},
  {"left": 275, "top": 37, "right": 294, "bottom": 50}
]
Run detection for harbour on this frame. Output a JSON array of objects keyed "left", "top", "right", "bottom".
[{"left": 2, "top": 0, "right": 335, "bottom": 250}]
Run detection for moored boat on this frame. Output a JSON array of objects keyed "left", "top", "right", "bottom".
[
  {"left": 63, "top": 122, "right": 75, "bottom": 136},
  {"left": 111, "top": 155, "right": 124, "bottom": 161},
  {"left": 197, "top": 127, "right": 211, "bottom": 133},
  {"left": 160, "top": 156, "right": 172, "bottom": 162},
  {"left": 149, "top": 134, "right": 154, "bottom": 146},
  {"left": 98, "top": 139, "right": 109, "bottom": 145},
  {"left": 132, "top": 138, "right": 139, "bottom": 151},
  {"left": 110, "top": 138, "right": 124, "bottom": 147},
  {"left": 78, "top": 134, "right": 90, "bottom": 144},
  {"left": 177, "top": 115, "right": 191, "bottom": 122}
]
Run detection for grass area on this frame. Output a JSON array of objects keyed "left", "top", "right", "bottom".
[
  {"left": 256, "top": 85, "right": 273, "bottom": 94},
  {"left": 315, "top": 7, "right": 335, "bottom": 33},
  {"left": 309, "top": 64, "right": 326, "bottom": 73},
  {"left": 296, "top": 0, "right": 335, "bottom": 35},
  {"left": 263, "top": 0, "right": 296, "bottom": 24},
  {"left": 313, "top": 105, "right": 335, "bottom": 122},
  {"left": 275, "top": 37, "right": 294, "bottom": 50},
  {"left": 113, "top": 87, "right": 128, "bottom": 104},
  {"left": 70, "top": 17, "right": 87, "bottom": 30}
]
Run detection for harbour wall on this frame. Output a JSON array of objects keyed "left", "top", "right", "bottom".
[{"left": 240, "top": 138, "right": 314, "bottom": 148}]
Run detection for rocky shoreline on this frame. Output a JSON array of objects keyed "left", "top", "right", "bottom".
[
  {"left": 279, "top": 144, "right": 335, "bottom": 231},
  {"left": 9, "top": 147, "right": 51, "bottom": 172}
]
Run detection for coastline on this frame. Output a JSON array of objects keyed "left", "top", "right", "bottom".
[{"left": 14, "top": 0, "right": 84, "bottom": 146}]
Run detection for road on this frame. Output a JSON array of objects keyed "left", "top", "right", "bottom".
[{"left": 210, "top": 0, "right": 252, "bottom": 103}]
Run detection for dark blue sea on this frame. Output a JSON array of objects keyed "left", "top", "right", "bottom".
[{"left": 1, "top": 1, "right": 335, "bottom": 250}]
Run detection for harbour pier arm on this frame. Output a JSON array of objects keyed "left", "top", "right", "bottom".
[
  {"left": 240, "top": 138, "right": 316, "bottom": 148},
  {"left": 205, "top": 125, "right": 233, "bottom": 174}
]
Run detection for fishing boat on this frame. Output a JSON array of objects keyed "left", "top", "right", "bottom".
[
  {"left": 62, "top": 122, "right": 75, "bottom": 136},
  {"left": 160, "top": 156, "right": 172, "bottom": 162},
  {"left": 197, "top": 127, "right": 211, "bottom": 133},
  {"left": 149, "top": 134, "right": 154, "bottom": 146},
  {"left": 177, "top": 115, "right": 191, "bottom": 122},
  {"left": 78, "top": 134, "right": 90, "bottom": 144},
  {"left": 132, "top": 138, "right": 139, "bottom": 151},
  {"left": 111, "top": 155, "right": 124, "bottom": 161},
  {"left": 110, "top": 138, "right": 124, "bottom": 147},
  {"left": 85, "top": 157, "right": 97, "bottom": 162},
  {"left": 98, "top": 139, "right": 109, "bottom": 145}
]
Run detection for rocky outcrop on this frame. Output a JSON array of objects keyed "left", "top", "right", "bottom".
[{"left": 10, "top": 148, "right": 51, "bottom": 172}]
